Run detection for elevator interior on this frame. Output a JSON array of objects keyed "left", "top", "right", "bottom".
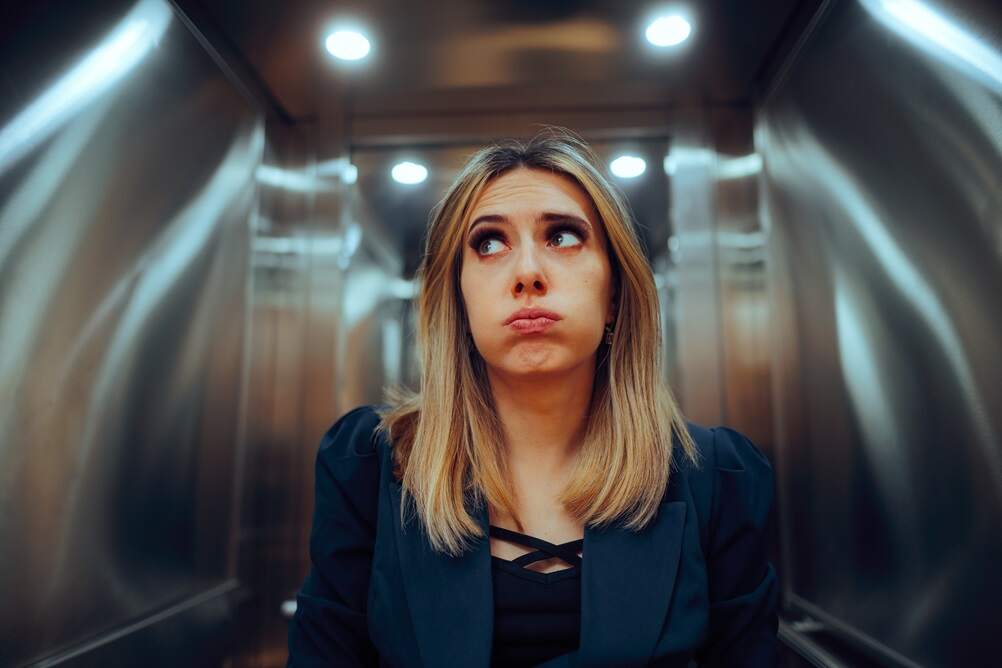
[{"left": 1, "top": 0, "right": 1000, "bottom": 666}]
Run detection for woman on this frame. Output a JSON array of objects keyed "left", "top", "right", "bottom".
[{"left": 288, "top": 129, "right": 779, "bottom": 667}]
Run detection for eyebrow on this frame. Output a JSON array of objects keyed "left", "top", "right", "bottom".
[{"left": 467, "top": 212, "right": 593, "bottom": 236}]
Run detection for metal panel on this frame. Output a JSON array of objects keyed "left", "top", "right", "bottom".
[
  {"left": 231, "top": 127, "right": 321, "bottom": 666},
  {"left": 0, "top": 0, "right": 263, "bottom": 663},
  {"left": 228, "top": 131, "right": 410, "bottom": 666},
  {"left": 710, "top": 109, "right": 773, "bottom": 447},
  {"left": 667, "top": 127, "right": 727, "bottom": 426},
  {"left": 666, "top": 109, "right": 772, "bottom": 440},
  {"left": 758, "top": 1, "right": 1002, "bottom": 665}
]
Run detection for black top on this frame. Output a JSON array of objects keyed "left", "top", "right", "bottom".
[{"left": 489, "top": 524, "right": 583, "bottom": 667}]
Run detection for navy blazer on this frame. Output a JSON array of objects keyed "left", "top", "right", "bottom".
[{"left": 288, "top": 405, "right": 779, "bottom": 667}]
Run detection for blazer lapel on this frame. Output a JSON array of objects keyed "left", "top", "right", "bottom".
[
  {"left": 390, "top": 478, "right": 687, "bottom": 668},
  {"left": 576, "top": 500, "right": 688, "bottom": 668},
  {"left": 390, "top": 481, "right": 494, "bottom": 668}
]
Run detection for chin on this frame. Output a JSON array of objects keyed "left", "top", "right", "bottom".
[{"left": 491, "top": 348, "right": 586, "bottom": 376}]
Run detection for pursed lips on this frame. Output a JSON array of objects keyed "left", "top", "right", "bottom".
[{"left": 504, "top": 308, "right": 562, "bottom": 333}]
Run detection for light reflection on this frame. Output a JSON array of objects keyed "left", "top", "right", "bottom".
[
  {"left": 256, "top": 161, "right": 360, "bottom": 191},
  {"left": 342, "top": 266, "right": 403, "bottom": 327},
  {"left": 48, "top": 122, "right": 265, "bottom": 597},
  {"left": 0, "top": 0, "right": 172, "bottom": 175},
  {"left": 861, "top": 0, "right": 1002, "bottom": 93},
  {"left": 253, "top": 236, "right": 344, "bottom": 255},
  {"left": 717, "top": 153, "right": 762, "bottom": 179},
  {"left": 316, "top": 156, "right": 358, "bottom": 184},
  {"left": 663, "top": 149, "right": 762, "bottom": 180},
  {"left": 338, "top": 221, "right": 363, "bottom": 269},
  {"left": 342, "top": 163, "right": 358, "bottom": 184},
  {"left": 663, "top": 147, "right": 713, "bottom": 175},
  {"left": 256, "top": 164, "right": 324, "bottom": 192},
  {"left": 382, "top": 317, "right": 403, "bottom": 385},
  {"left": 0, "top": 99, "right": 108, "bottom": 269},
  {"left": 717, "top": 230, "right": 765, "bottom": 249},
  {"left": 772, "top": 119, "right": 1002, "bottom": 505},
  {"left": 833, "top": 266, "right": 921, "bottom": 551}
]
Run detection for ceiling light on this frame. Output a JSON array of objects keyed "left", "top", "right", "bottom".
[
  {"left": 391, "top": 161, "right": 428, "bottom": 184},
  {"left": 610, "top": 155, "right": 646, "bottom": 179},
  {"left": 325, "top": 30, "right": 370, "bottom": 61},
  {"left": 646, "top": 15, "right": 692, "bottom": 47}
]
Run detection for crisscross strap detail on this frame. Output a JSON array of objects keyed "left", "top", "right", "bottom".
[{"left": 489, "top": 525, "right": 584, "bottom": 568}]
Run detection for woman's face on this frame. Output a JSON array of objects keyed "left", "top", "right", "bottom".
[{"left": 459, "top": 167, "right": 616, "bottom": 378}]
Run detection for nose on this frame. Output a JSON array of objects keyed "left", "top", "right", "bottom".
[
  {"left": 512, "top": 245, "right": 547, "bottom": 297},
  {"left": 514, "top": 278, "right": 545, "bottom": 295}
]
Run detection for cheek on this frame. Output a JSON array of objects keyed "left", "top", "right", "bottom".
[
  {"left": 460, "top": 266, "right": 493, "bottom": 330},
  {"left": 572, "top": 261, "right": 612, "bottom": 309}
]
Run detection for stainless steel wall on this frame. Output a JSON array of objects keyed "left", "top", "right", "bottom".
[
  {"left": 0, "top": 0, "right": 795, "bottom": 665},
  {"left": 0, "top": 0, "right": 262, "bottom": 664},
  {"left": 231, "top": 133, "right": 407, "bottom": 666},
  {"left": 758, "top": 1, "right": 1002, "bottom": 665},
  {"left": 667, "top": 108, "right": 773, "bottom": 448},
  {"left": 0, "top": 2, "right": 408, "bottom": 664}
]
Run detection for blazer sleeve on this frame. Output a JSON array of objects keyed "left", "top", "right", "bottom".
[
  {"left": 287, "top": 405, "right": 382, "bottom": 667},
  {"left": 695, "top": 426, "right": 780, "bottom": 667}
]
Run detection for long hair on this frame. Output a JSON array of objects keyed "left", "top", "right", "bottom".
[{"left": 374, "top": 127, "right": 698, "bottom": 556}]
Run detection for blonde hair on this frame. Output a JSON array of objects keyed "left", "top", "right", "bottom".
[{"left": 375, "top": 127, "right": 698, "bottom": 556}]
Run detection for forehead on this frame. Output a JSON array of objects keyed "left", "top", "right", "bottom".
[{"left": 470, "top": 167, "right": 598, "bottom": 221}]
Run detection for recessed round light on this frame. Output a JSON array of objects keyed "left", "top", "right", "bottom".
[
  {"left": 325, "top": 30, "right": 371, "bottom": 61},
  {"left": 610, "top": 155, "right": 647, "bottom": 179},
  {"left": 391, "top": 161, "right": 428, "bottom": 184},
  {"left": 646, "top": 15, "right": 692, "bottom": 47}
]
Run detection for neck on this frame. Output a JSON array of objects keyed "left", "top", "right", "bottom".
[{"left": 486, "top": 356, "right": 596, "bottom": 481}]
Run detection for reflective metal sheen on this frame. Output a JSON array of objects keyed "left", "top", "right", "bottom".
[
  {"left": 758, "top": 1, "right": 1002, "bottom": 665},
  {"left": 0, "top": 0, "right": 262, "bottom": 663}
]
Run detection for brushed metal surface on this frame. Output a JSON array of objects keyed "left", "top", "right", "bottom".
[
  {"left": 759, "top": 1, "right": 1002, "bottom": 665},
  {"left": 230, "top": 127, "right": 409, "bottom": 665},
  {"left": 667, "top": 129, "right": 727, "bottom": 426},
  {"left": 665, "top": 108, "right": 774, "bottom": 448},
  {"left": 0, "top": 0, "right": 262, "bottom": 663}
]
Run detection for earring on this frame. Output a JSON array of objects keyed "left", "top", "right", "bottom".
[{"left": 604, "top": 323, "right": 614, "bottom": 344}]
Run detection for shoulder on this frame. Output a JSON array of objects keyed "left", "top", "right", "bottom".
[
  {"left": 318, "top": 404, "right": 386, "bottom": 459},
  {"left": 678, "top": 421, "right": 773, "bottom": 482},
  {"left": 688, "top": 423, "right": 772, "bottom": 476},
  {"left": 308, "top": 405, "right": 393, "bottom": 538},
  {"left": 313, "top": 405, "right": 392, "bottom": 496},
  {"left": 674, "top": 421, "right": 775, "bottom": 537}
]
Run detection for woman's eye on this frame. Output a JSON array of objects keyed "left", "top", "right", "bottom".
[
  {"left": 471, "top": 226, "right": 584, "bottom": 256},
  {"left": 550, "top": 228, "right": 583, "bottom": 248},
  {"left": 479, "top": 237, "right": 504, "bottom": 255}
]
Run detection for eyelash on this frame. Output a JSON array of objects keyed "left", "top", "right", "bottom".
[{"left": 469, "top": 223, "right": 589, "bottom": 257}]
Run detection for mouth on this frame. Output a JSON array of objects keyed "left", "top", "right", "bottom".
[
  {"left": 504, "top": 308, "right": 562, "bottom": 324},
  {"left": 505, "top": 308, "right": 561, "bottom": 328},
  {"left": 507, "top": 316, "right": 559, "bottom": 334}
]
